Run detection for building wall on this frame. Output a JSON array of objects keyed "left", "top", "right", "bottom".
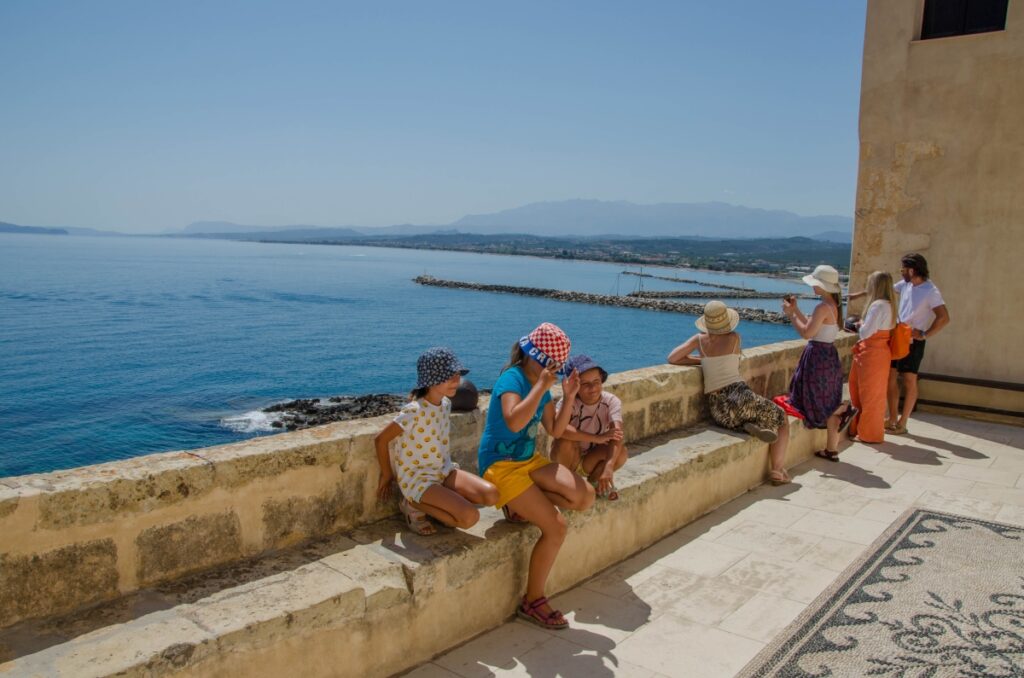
[{"left": 851, "top": 0, "right": 1024, "bottom": 414}]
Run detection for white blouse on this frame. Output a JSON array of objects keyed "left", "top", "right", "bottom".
[{"left": 859, "top": 300, "right": 895, "bottom": 340}]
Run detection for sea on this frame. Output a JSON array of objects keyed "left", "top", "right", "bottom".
[{"left": 0, "top": 233, "right": 813, "bottom": 478}]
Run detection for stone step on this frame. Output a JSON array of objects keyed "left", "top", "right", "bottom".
[{"left": 0, "top": 420, "right": 824, "bottom": 678}]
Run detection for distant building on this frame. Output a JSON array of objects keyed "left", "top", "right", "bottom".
[{"left": 850, "top": 0, "right": 1022, "bottom": 422}]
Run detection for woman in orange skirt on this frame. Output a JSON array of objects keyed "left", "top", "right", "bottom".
[{"left": 848, "top": 271, "right": 897, "bottom": 443}]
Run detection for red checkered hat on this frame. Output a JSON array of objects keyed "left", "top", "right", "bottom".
[{"left": 523, "top": 322, "right": 571, "bottom": 363}]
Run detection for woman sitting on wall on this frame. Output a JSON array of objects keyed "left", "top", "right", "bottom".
[{"left": 668, "top": 301, "right": 792, "bottom": 485}]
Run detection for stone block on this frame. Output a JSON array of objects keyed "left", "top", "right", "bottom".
[
  {"left": 136, "top": 512, "right": 242, "bottom": 586},
  {"left": 201, "top": 437, "right": 352, "bottom": 489},
  {"left": 648, "top": 398, "right": 686, "bottom": 435},
  {"left": 262, "top": 483, "right": 367, "bottom": 549},
  {"left": 767, "top": 368, "right": 789, "bottom": 397},
  {"left": 0, "top": 539, "right": 118, "bottom": 627},
  {"left": 621, "top": 409, "right": 646, "bottom": 442}
]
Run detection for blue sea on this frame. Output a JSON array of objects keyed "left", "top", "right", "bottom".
[{"left": 0, "top": 234, "right": 811, "bottom": 478}]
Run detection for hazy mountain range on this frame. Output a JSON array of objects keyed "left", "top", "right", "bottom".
[{"left": 2, "top": 199, "right": 853, "bottom": 242}]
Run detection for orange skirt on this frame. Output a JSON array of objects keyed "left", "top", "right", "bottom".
[{"left": 849, "top": 330, "right": 890, "bottom": 443}]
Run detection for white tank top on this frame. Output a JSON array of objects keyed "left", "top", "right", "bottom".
[
  {"left": 698, "top": 336, "right": 744, "bottom": 393},
  {"left": 810, "top": 304, "right": 839, "bottom": 343}
]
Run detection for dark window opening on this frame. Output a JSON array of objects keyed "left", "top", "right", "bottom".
[{"left": 921, "top": 0, "right": 1009, "bottom": 39}]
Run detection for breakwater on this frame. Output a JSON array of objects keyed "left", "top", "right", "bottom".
[
  {"left": 414, "top": 275, "right": 789, "bottom": 324},
  {"left": 621, "top": 271, "right": 751, "bottom": 291},
  {"left": 628, "top": 290, "right": 811, "bottom": 300}
]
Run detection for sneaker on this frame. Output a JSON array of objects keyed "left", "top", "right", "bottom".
[{"left": 743, "top": 421, "right": 778, "bottom": 443}]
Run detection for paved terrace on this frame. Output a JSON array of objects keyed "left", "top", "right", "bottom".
[{"left": 410, "top": 412, "right": 1024, "bottom": 678}]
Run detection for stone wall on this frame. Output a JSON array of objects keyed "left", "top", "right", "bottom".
[{"left": 0, "top": 336, "right": 854, "bottom": 630}]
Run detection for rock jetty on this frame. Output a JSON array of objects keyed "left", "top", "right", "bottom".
[
  {"left": 621, "top": 271, "right": 751, "bottom": 291},
  {"left": 264, "top": 394, "right": 406, "bottom": 431},
  {"left": 414, "top": 275, "right": 789, "bottom": 324},
  {"left": 628, "top": 290, "right": 811, "bottom": 300}
]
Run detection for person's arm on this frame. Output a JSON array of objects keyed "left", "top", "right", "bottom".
[
  {"left": 500, "top": 365, "right": 558, "bottom": 432},
  {"left": 543, "top": 369, "right": 580, "bottom": 438},
  {"left": 918, "top": 304, "right": 950, "bottom": 340},
  {"left": 373, "top": 422, "right": 402, "bottom": 501},
  {"left": 667, "top": 334, "right": 702, "bottom": 365},
  {"left": 785, "top": 303, "right": 829, "bottom": 339},
  {"left": 847, "top": 290, "right": 867, "bottom": 301},
  {"left": 558, "top": 424, "right": 615, "bottom": 445}
]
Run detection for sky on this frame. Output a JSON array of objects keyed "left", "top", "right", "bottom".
[{"left": 0, "top": 1, "right": 868, "bottom": 233}]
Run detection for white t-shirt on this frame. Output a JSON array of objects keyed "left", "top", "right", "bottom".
[
  {"left": 894, "top": 280, "right": 945, "bottom": 333},
  {"left": 859, "top": 299, "right": 895, "bottom": 340},
  {"left": 555, "top": 392, "right": 623, "bottom": 453}
]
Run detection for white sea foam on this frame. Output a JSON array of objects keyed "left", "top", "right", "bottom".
[{"left": 220, "top": 410, "right": 278, "bottom": 433}]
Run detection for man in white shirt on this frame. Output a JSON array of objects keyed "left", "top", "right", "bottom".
[{"left": 887, "top": 253, "right": 950, "bottom": 433}]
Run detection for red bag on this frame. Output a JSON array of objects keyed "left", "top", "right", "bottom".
[{"left": 889, "top": 322, "right": 912, "bottom": 360}]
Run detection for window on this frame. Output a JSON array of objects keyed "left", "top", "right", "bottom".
[{"left": 920, "top": 0, "right": 1009, "bottom": 39}]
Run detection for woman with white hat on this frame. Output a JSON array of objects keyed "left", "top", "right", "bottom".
[
  {"left": 781, "top": 264, "right": 855, "bottom": 462},
  {"left": 668, "top": 301, "right": 791, "bottom": 485}
]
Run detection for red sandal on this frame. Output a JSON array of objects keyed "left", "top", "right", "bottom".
[
  {"left": 502, "top": 505, "right": 527, "bottom": 524},
  {"left": 516, "top": 596, "right": 568, "bottom": 630}
]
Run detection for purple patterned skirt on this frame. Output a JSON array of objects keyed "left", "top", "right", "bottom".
[{"left": 788, "top": 341, "right": 843, "bottom": 429}]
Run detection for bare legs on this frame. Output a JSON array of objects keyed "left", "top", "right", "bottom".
[
  {"left": 506, "top": 463, "right": 593, "bottom": 618},
  {"left": 411, "top": 470, "right": 498, "bottom": 529},
  {"left": 768, "top": 421, "right": 791, "bottom": 482},
  {"left": 886, "top": 369, "right": 917, "bottom": 430},
  {"left": 550, "top": 438, "right": 627, "bottom": 496}
]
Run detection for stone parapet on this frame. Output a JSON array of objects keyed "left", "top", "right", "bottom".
[{"left": 0, "top": 336, "right": 854, "bottom": 630}]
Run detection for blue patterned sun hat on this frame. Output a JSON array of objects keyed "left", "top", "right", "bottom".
[{"left": 415, "top": 347, "right": 469, "bottom": 389}]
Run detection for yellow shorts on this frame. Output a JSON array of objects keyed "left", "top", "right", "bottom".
[{"left": 483, "top": 453, "right": 552, "bottom": 508}]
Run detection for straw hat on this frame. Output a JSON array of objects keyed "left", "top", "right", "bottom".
[
  {"left": 801, "top": 265, "right": 842, "bottom": 294},
  {"left": 695, "top": 300, "right": 740, "bottom": 335}
]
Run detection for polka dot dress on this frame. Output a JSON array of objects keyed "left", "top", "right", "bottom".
[{"left": 389, "top": 397, "right": 455, "bottom": 502}]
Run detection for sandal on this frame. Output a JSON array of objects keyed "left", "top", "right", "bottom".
[
  {"left": 516, "top": 596, "right": 568, "bottom": 630},
  {"left": 836, "top": 404, "right": 858, "bottom": 434},
  {"left": 399, "top": 498, "right": 436, "bottom": 536},
  {"left": 592, "top": 477, "right": 620, "bottom": 501},
  {"left": 743, "top": 421, "right": 779, "bottom": 444},
  {"left": 814, "top": 449, "right": 840, "bottom": 463},
  {"left": 768, "top": 470, "right": 790, "bottom": 486},
  {"left": 889, "top": 424, "right": 909, "bottom": 435},
  {"left": 502, "top": 505, "right": 527, "bottom": 524}
]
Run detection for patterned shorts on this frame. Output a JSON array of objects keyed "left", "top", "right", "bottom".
[{"left": 707, "top": 381, "right": 786, "bottom": 432}]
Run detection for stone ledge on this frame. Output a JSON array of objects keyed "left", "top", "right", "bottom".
[{"left": 1, "top": 417, "right": 826, "bottom": 678}]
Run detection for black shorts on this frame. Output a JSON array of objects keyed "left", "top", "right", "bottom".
[{"left": 891, "top": 339, "right": 926, "bottom": 374}]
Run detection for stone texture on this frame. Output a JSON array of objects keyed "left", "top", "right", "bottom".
[
  {"left": 136, "top": 512, "right": 242, "bottom": 586},
  {"left": 262, "top": 482, "right": 365, "bottom": 549},
  {"left": 0, "top": 539, "right": 118, "bottom": 627}
]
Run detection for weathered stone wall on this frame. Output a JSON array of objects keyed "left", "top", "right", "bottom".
[
  {"left": 851, "top": 0, "right": 1024, "bottom": 394},
  {"left": 0, "top": 336, "right": 854, "bottom": 630}
]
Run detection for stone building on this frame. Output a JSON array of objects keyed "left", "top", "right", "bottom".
[{"left": 849, "top": 0, "right": 1023, "bottom": 422}]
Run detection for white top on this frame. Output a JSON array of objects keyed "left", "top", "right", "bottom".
[
  {"left": 809, "top": 304, "right": 839, "bottom": 343},
  {"left": 859, "top": 299, "right": 895, "bottom": 340},
  {"left": 895, "top": 279, "right": 945, "bottom": 332},
  {"left": 701, "top": 353, "right": 743, "bottom": 393},
  {"left": 389, "top": 397, "right": 456, "bottom": 501}
]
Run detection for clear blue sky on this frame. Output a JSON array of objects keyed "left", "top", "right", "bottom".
[{"left": 0, "top": 1, "right": 867, "bottom": 233}]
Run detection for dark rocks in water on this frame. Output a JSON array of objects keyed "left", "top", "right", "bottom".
[{"left": 263, "top": 393, "right": 406, "bottom": 431}]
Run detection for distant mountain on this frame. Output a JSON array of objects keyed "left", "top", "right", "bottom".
[
  {"left": 0, "top": 221, "right": 68, "bottom": 235},
  {"left": 451, "top": 199, "right": 852, "bottom": 239}
]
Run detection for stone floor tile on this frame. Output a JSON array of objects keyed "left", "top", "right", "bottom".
[
  {"left": 875, "top": 456, "right": 951, "bottom": 476},
  {"left": 665, "top": 576, "right": 759, "bottom": 626},
  {"left": 889, "top": 470, "right": 977, "bottom": 495},
  {"left": 434, "top": 622, "right": 553, "bottom": 678},
  {"left": 853, "top": 499, "right": 908, "bottom": 524},
  {"left": 789, "top": 510, "right": 889, "bottom": 545},
  {"left": 829, "top": 446, "right": 888, "bottom": 468},
  {"left": 730, "top": 498, "right": 812, "bottom": 528},
  {"left": 717, "top": 592, "right": 807, "bottom": 642},
  {"left": 629, "top": 568, "right": 703, "bottom": 615},
  {"left": 914, "top": 490, "right": 1004, "bottom": 520},
  {"left": 967, "top": 485, "right": 1024, "bottom": 508},
  {"left": 402, "top": 662, "right": 463, "bottom": 677},
  {"left": 512, "top": 636, "right": 658, "bottom": 678},
  {"left": 581, "top": 559, "right": 670, "bottom": 600},
  {"left": 613, "top": 614, "right": 764, "bottom": 678},
  {"left": 798, "top": 537, "right": 868, "bottom": 572},
  {"left": 1018, "top": 475, "right": 1024, "bottom": 490},
  {"left": 990, "top": 455, "right": 1024, "bottom": 475},
  {"left": 995, "top": 504, "right": 1024, "bottom": 526},
  {"left": 944, "top": 463, "right": 1021, "bottom": 488},
  {"left": 543, "top": 588, "right": 653, "bottom": 644},
  {"left": 712, "top": 522, "right": 821, "bottom": 561},
  {"left": 719, "top": 552, "right": 841, "bottom": 604},
  {"left": 779, "top": 484, "right": 872, "bottom": 515},
  {"left": 653, "top": 539, "right": 750, "bottom": 578}
]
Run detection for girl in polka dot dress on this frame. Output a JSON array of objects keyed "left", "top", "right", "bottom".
[{"left": 374, "top": 347, "right": 499, "bottom": 535}]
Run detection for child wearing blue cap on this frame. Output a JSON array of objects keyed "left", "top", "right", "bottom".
[
  {"left": 374, "top": 347, "right": 498, "bottom": 535},
  {"left": 550, "top": 354, "right": 626, "bottom": 500}
]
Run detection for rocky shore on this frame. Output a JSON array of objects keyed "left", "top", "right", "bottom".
[
  {"left": 621, "top": 271, "right": 752, "bottom": 291},
  {"left": 264, "top": 394, "right": 406, "bottom": 431},
  {"left": 414, "top": 275, "right": 789, "bottom": 324}
]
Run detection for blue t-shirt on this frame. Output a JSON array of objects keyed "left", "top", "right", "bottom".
[{"left": 478, "top": 366, "right": 551, "bottom": 475}]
